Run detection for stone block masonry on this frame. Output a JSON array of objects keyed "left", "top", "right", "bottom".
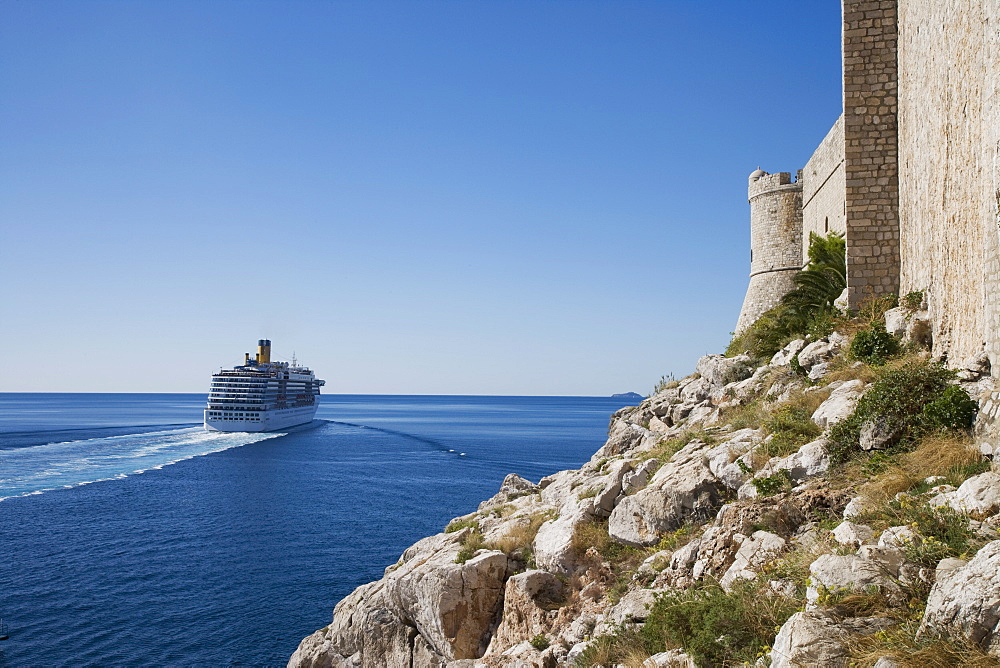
[
  {"left": 735, "top": 171, "right": 803, "bottom": 334},
  {"left": 842, "top": 0, "right": 900, "bottom": 308}
]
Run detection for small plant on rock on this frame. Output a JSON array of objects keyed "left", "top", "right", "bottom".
[
  {"left": 529, "top": 634, "right": 550, "bottom": 651},
  {"left": 849, "top": 323, "right": 900, "bottom": 366},
  {"left": 828, "top": 359, "right": 973, "bottom": 462},
  {"left": 751, "top": 470, "right": 792, "bottom": 497}
]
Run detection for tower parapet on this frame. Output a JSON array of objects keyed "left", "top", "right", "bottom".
[{"left": 735, "top": 169, "right": 804, "bottom": 333}]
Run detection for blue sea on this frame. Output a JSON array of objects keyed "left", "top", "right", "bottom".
[{"left": 0, "top": 393, "right": 632, "bottom": 666}]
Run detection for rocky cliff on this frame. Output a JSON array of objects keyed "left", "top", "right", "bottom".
[{"left": 290, "top": 308, "right": 1000, "bottom": 667}]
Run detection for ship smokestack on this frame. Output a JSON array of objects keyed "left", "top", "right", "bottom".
[
  {"left": 257, "top": 339, "right": 271, "bottom": 364},
  {"left": 245, "top": 352, "right": 250, "bottom": 365}
]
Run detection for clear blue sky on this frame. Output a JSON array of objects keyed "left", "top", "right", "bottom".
[{"left": 1, "top": 1, "right": 843, "bottom": 394}]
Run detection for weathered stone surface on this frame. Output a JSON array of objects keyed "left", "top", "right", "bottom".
[
  {"left": 705, "top": 428, "right": 763, "bottom": 490},
  {"left": 832, "top": 521, "right": 875, "bottom": 548},
  {"left": 593, "top": 459, "right": 633, "bottom": 517},
  {"left": 644, "top": 649, "right": 696, "bottom": 667},
  {"left": 806, "top": 546, "right": 905, "bottom": 607},
  {"left": 719, "top": 530, "right": 786, "bottom": 589},
  {"left": 885, "top": 306, "right": 911, "bottom": 338},
  {"left": 478, "top": 473, "right": 539, "bottom": 511},
  {"left": 770, "top": 611, "right": 896, "bottom": 668},
  {"left": 622, "top": 458, "right": 659, "bottom": 495},
  {"left": 534, "top": 501, "right": 589, "bottom": 574},
  {"left": 771, "top": 339, "right": 807, "bottom": 367},
  {"left": 920, "top": 540, "right": 1000, "bottom": 655},
  {"left": 593, "top": 419, "right": 658, "bottom": 459},
  {"left": 797, "top": 336, "right": 844, "bottom": 372},
  {"left": 878, "top": 525, "right": 919, "bottom": 548},
  {"left": 608, "top": 588, "right": 658, "bottom": 625},
  {"left": 758, "top": 438, "right": 831, "bottom": 486},
  {"left": 485, "top": 570, "right": 562, "bottom": 656},
  {"left": 696, "top": 353, "right": 754, "bottom": 390},
  {"left": 860, "top": 416, "right": 901, "bottom": 451},
  {"left": 812, "top": 380, "right": 865, "bottom": 428},
  {"left": 288, "top": 531, "right": 507, "bottom": 667},
  {"left": 608, "top": 441, "right": 726, "bottom": 547},
  {"left": 929, "top": 471, "right": 1000, "bottom": 516}
]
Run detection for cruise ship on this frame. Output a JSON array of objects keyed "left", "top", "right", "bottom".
[{"left": 204, "top": 340, "right": 325, "bottom": 432}]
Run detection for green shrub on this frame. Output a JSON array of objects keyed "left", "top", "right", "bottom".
[
  {"left": 454, "top": 529, "right": 485, "bottom": 564},
  {"left": 854, "top": 499, "right": 980, "bottom": 566},
  {"left": 762, "top": 404, "right": 822, "bottom": 458},
  {"left": 849, "top": 323, "right": 900, "bottom": 365},
  {"left": 901, "top": 290, "right": 924, "bottom": 311},
  {"left": 445, "top": 518, "right": 478, "bottom": 533},
  {"left": 922, "top": 386, "right": 978, "bottom": 431},
  {"left": 751, "top": 470, "right": 792, "bottom": 496},
  {"left": 828, "top": 360, "right": 963, "bottom": 463},
  {"left": 727, "top": 232, "right": 846, "bottom": 363},
  {"left": 530, "top": 634, "right": 550, "bottom": 651},
  {"left": 641, "top": 579, "right": 799, "bottom": 666}
]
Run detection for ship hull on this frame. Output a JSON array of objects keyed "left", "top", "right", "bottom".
[{"left": 203, "top": 404, "right": 318, "bottom": 433}]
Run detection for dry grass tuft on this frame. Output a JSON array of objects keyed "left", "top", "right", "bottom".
[
  {"left": 848, "top": 621, "right": 1000, "bottom": 667},
  {"left": 861, "top": 433, "right": 984, "bottom": 505},
  {"left": 490, "top": 510, "right": 554, "bottom": 555}
]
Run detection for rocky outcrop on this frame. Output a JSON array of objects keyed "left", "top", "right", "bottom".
[
  {"left": 608, "top": 439, "right": 728, "bottom": 546},
  {"left": 920, "top": 540, "right": 1000, "bottom": 656},
  {"left": 289, "top": 531, "right": 507, "bottom": 666},
  {"left": 291, "top": 323, "right": 1000, "bottom": 668},
  {"left": 770, "top": 611, "right": 896, "bottom": 668},
  {"left": 812, "top": 380, "right": 865, "bottom": 428}
]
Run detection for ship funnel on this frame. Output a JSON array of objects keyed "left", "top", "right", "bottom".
[
  {"left": 245, "top": 352, "right": 250, "bottom": 365},
  {"left": 257, "top": 339, "right": 271, "bottom": 364}
]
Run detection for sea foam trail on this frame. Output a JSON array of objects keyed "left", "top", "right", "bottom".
[{"left": 0, "top": 427, "right": 285, "bottom": 501}]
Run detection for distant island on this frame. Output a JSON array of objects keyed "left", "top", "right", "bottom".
[{"left": 611, "top": 392, "right": 643, "bottom": 401}]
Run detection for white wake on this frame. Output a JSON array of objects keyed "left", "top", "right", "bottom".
[{"left": 0, "top": 427, "right": 285, "bottom": 501}]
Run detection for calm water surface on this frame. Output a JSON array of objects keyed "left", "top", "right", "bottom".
[{"left": 0, "top": 393, "right": 631, "bottom": 666}]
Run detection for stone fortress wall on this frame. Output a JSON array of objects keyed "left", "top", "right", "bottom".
[
  {"left": 801, "top": 114, "right": 847, "bottom": 259},
  {"left": 897, "top": 0, "right": 1000, "bottom": 369},
  {"left": 735, "top": 172, "right": 803, "bottom": 334},
  {"left": 737, "top": 0, "right": 999, "bottom": 376}
]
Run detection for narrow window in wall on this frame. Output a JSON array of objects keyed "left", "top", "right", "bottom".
[{"left": 824, "top": 217, "right": 829, "bottom": 233}]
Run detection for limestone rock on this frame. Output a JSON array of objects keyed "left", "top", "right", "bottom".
[
  {"left": 644, "top": 649, "right": 696, "bottom": 667},
  {"left": 622, "top": 458, "right": 659, "bottom": 495},
  {"left": 696, "top": 353, "right": 754, "bottom": 390},
  {"left": 608, "top": 440, "right": 726, "bottom": 547},
  {"left": 478, "top": 473, "right": 539, "bottom": 511},
  {"left": 812, "top": 380, "right": 865, "bottom": 429},
  {"left": 593, "top": 459, "right": 633, "bottom": 517},
  {"left": 832, "top": 521, "right": 875, "bottom": 548},
  {"left": 770, "top": 611, "right": 896, "bottom": 668},
  {"left": 288, "top": 531, "right": 507, "bottom": 667},
  {"left": 929, "top": 471, "right": 1000, "bottom": 515},
  {"left": 884, "top": 306, "right": 910, "bottom": 338},
  {"left": 594, "top": 419, "right": 658, "bottom": 459},
  {"left": 771, "top": 339, "right": 807, "bottom": 367},
  {"left": 719, "top": 530, "right": 786, "bottom": 589},
  {"left": 878, "top": 525, "right": 919, "bottom": 548},
  {"left": 534, "top": 501, "right": 590, "bottom": 574},
  {"left": 758, "top": 438, "right": 831, "bottom": 486},
  {"left": 921, "top": 540, "right": 1000, "bottom": 655},
  {"left": 806, "top": 546, "right": 905, "bottom": 607},
  {"left": 485, "top": 570, "right": 563, "bottom": 656},
  {"left": 860, "top": 416, "right": 901, "bottom": 451},
  {"left": 608, "top": 588, "right": 658, "bottom": 625},
  {"left": 808, "top": 362, "right": 832, "bottom": 381},
  {"left": 797, "top": 336, "right": 843, "bottom": 372},
  {"left": 679, "top": 376, "right": 712, "bottom": 403}
]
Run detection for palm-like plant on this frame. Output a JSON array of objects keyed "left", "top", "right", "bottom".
[{"left": 780, "top": 232, "right": 846, "bottom": 317}]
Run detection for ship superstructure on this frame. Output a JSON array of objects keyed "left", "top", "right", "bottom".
[{"left": 204, "top": 339, "right": 325, "bottom": 432}]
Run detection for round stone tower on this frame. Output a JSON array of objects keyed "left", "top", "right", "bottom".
[{"left": 735, "top": 169, "right": 804, "bottom": 334}]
